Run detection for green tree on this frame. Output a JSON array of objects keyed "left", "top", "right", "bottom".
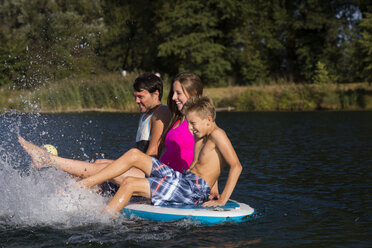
[
  {"left": 0, "top": 0, "right": 28, "bottom": 86},
  {"left": 312, "top": 61, "right": 332, "bottom": 84},
  {"left": 156, "top": 0, "right": 233, "bottom": 85},
  {"left": 227, "top": 0, "right": 356, "bottom": 84},
  {"left": 0, "top": 0, "right": 369, "bottom": 88},
  {"left": 232, "top": 1, "right": 285, "bottom": 84},
  {"left": 284, "top": 0, "right": 361, "bottom": 82},
  {"left": 99, "top": 0, "right": 161, "bottom": 73},
  {"left": 359, "top": 12, "right": 372, "bottom": 82},
  {"left": 0, "top": 0, "right": 104, "bottom": 88},
  {"left": 0, "top": 27, "right": 28, "bottom": 86}
]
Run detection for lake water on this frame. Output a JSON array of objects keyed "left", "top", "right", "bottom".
[{"left": 0, "top": 111, "right": 371, "bottom": 247}]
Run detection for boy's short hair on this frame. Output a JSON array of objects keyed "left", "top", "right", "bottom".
[
  {"left": 133, "top": 72, "right": 163, "bottom": 100},
  {"left": 183, "top": 96, "right": 216, "bottom": 121}
]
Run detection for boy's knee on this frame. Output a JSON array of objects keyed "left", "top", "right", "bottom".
[
  {"left": 121, "top": 176, "right": 137, "bottom": 189},
  {"left": 121, "top": 176, "right": 148, "bottom": 192}
]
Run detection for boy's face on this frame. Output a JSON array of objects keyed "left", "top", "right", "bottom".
[
  {"left": 133, "top": 89, "right": 159, "bottom": 113},
  {"left": 186, "top": 111, "right": 212, "bottom": 138}
]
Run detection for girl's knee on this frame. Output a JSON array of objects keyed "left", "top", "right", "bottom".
[{"left": 125, "top": 148, "right": 143, "bottom": 160}]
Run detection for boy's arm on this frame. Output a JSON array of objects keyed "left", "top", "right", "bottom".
[
  {"left": 209, "top": 180, "right": 220, "bottom": 200},
  {"left": 146, "top": 106, "right": 170, "bottom": 157},
  {"left": 203, "top": 130, "right": 242, "bottom": 207}
]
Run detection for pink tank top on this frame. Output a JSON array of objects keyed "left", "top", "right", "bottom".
[{"left": 160, "top": 119, "right": 194, "bottom": 173}]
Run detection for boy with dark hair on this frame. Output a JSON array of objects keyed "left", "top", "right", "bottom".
[
  {"left": 131, "top": 73, "right": 169, "bottom": 154},
  {"left": 133, "top": 72, "right": 163, "bottom": 101}
]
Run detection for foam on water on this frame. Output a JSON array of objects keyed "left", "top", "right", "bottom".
[{"left": 0, "top": 112, "right": 114, "bottom": 228}]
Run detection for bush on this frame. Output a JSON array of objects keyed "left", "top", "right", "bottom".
[{"left": 31, "top": 73, "right": 137, "bottom": 112}]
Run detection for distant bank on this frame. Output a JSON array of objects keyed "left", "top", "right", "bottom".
[
  {"left": 1, "top": 73, "right": 371, "bottom": 113},
  {"left": 205, "top": 83, "right": 372, "bottom": 112}
]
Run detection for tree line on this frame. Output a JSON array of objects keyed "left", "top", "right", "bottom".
[{"left": 0, "top": 0, "right": 371, "bottom": 88}]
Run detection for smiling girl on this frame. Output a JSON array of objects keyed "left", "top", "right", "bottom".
[{"left": 158, "top": 72, "right": 203, "bottom": 172}]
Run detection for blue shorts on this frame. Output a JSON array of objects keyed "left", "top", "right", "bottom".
[{"left": 147, "top": 157, "right": 210, "bottom": 206}]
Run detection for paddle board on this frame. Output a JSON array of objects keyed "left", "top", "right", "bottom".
[{"left": 121, "top": 199, "right": 258, "bottom": 225}]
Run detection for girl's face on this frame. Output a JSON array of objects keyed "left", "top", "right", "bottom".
[{"left": 172, "top": 80, "right": 190, "bottom": 112}]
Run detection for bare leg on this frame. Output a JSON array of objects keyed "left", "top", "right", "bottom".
[
  {"left": 78, "top": 148, "right": 153, "bottom": 189},
  {"left": 104, "top": 177, "right": 151, "bottom": 214},
  {"left": 49, "top": 158, "right": 145, "bottom": 183},
  {"left": 18, "top": 136, "right": 145, "bottom": 184},
  {"left": 18, "top": 136, "right": 54, "bottom": 168},
  {"left": 93, "top": 159, "right": 146, "bottom": 185}
]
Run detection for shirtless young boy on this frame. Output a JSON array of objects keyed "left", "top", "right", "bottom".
[{"left": 74, "top": 95, "right": 242, "bottom": 214}]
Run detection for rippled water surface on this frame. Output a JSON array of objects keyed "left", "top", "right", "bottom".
[{"left": 0, "top": 111, "right": 371, "bottom": 247}]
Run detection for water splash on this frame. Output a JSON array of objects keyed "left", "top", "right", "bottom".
[
  {"left": 0, "top": 111, "right": 197, "bottom": 246},
  {"left": 0, "top": 112, "right": 112, "bottom": 228}
]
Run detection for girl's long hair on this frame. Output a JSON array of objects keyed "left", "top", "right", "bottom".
[{"left": 159, "top": 72, "right": 203, "bottom": 154}]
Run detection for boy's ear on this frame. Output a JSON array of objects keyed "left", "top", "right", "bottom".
[
  {"left": 151, "top": 90, "right": 159, "bottom": 99},
  {"left": 153, "top": 90, "right": 159, "bottom": 97},
  {"left": 207, "top": 115, "right": 213, "bottom": 122}
]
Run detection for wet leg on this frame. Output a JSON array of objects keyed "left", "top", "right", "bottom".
[
  {"left": 18, "top": 136, "right": 145, "bottom": 183},
  {"left": 104, "top": 177, "right": 151, "bottom": 214},
  {"left": 78, "top": 148, "right": 152, "bottom": 188}
]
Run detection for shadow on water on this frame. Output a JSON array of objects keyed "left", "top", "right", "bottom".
[{"left": 1, "top": 111, "right": 371, "bottom": 247}]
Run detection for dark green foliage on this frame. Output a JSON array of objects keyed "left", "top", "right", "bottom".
[
  {"left": 0, "top": 0, "right": 371, "bottom": 88},
  {"left": 359, "top": 12, "right": 372, "bottom": 82},
  {"left": 0, "top": 30, "right": 28, "bottom": 86},
  {"left": 99, "top": 0, "right": 160, "bottom": 72},
  {"left": 156, "top": 0, "right": 233, "bottom": 85},
  {"left": 0, "top": 0, "right": 104, "bottom": 88}
]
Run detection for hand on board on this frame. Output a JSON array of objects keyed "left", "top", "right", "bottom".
[{"left": 202, "top": 199, "right": 226, "bottom": 207}]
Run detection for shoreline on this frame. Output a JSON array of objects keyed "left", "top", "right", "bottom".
[
  {"left": 1, "top": 107, "right": 238, "bottom": 114},
  {"left": 3, "top": 107, "right": 372, "bottom": 114},
  {"left": 1, "top": 82, "right": 371, "bottom": 113}
]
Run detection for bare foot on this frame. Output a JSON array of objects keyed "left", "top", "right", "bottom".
[{"left": 18, "top": 136, "right": 56, "bottom": 169}]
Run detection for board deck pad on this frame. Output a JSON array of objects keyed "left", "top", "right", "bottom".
[{"left": 121, "top": 198, "right": 258, "bottom": 225}]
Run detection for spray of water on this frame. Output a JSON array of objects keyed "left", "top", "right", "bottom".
[{"left": 0, "top": 112, "right": 114, "bottom": 228}]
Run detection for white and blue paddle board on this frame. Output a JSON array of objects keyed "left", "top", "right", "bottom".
[{"left": 121, "top": 199, "right": 257, "bottom": 225}]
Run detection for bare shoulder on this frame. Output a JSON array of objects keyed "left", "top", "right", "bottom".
[
  {"left": 209, "top": 127, "right": 237, "bottom": 160},
  {"left": 209, "top": 127, "right": 229, "bottom": 143}
]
